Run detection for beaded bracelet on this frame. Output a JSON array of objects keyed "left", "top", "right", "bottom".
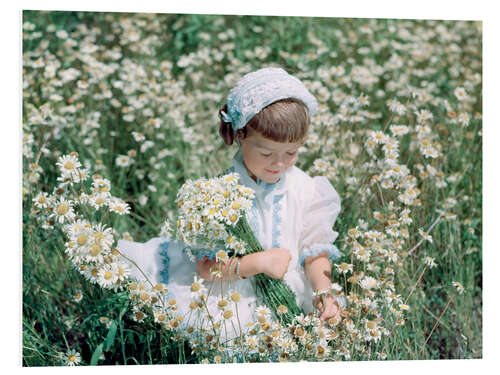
[{"left": 234, "top": 259, "right": 245, "bottom": 280}]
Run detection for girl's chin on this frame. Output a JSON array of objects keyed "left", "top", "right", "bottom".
[{"left": 260, "top": 174, "right": 281, "bottom": 183}]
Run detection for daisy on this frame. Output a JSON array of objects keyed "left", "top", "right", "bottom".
[
  {"left": 108, "top": 197, "right": 130, "bottom": 215},
  {"left": 73, "top": 291, "right": 83, "bottom": 303},
  {"left": 115, "top": 155, "right": 133, "bottom": 167},
  {"left": 131, "top": 307, "right": 147, "bottom": 323},
  {"left": 458, "top": 112, "right": 470, "bottom": 126},
  {"left": 63, "top": 349, "right": 81, "bottom": 366},
  {"left": 115, "top": 260, "right": 131, "bottom": 282},
  {"left": 354, "top": 246, "right": 371, "bottom": 262},
  {"left": 399, "top": 303, "right": 410, "bottom": 311},
  {"left": 452, "top": 281, "right": 465, "bottom": 295},
  {"left": 154, "top": 311, "right": 168, "bottom": 324},
  {"left": 88, "top": 193, "right": 110, "bottom": 210},
  {"left": 423, "top": 256, "right": 438, "bottom": 268},
  {"left": 92, "top": 223, "right": 114, "bottom": 249},
  {"left": 56, "top": 154, "right": 81, "bottom": 177},
  {"left": 255, "top": 305, "right": 272, "bottom": 319},
  {"left": 360, "top": 276, "right": 378, "bottom": 290},
  {"left": 33, "top": 191, "right": 51, "bottom": 209},
  {"left": 415, "top": 109, "right": 433, "bottom": 123},
  {"left": 85, "top": 241, "right": 106, "bottom": 264},
  {"left": 92, "top": 177, "right": 111, "bottom": 194},
  {"left": 97, "top": 264, "right": 119, "bottom": 288},
  {"left": 50, "top": 198, "right": 76, "bottom": 224},
  {"left": 371, "top": 130, "right": 387, "bottom": 144},
  {"left": 335, "top": 262, "right": 353, "bottom": 274},
  {"left": 190, "top": 275, "right": 207, "bottom": 298},
  {"left": 418, "top": 228, "right": 433, "bottom": 243},
  {"left": 454, "top": 87, "right": 468, "bottom": 101}
]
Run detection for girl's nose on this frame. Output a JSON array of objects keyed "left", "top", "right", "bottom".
[{"left": 271, "top": 156, "right": 285, "bottom": 168}]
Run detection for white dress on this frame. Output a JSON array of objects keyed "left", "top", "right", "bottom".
[{"left": 117, "top": 148, "right": 341, "bottom": 337}]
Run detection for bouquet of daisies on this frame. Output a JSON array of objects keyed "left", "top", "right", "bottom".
[{"left": 170, "top": 172, "right": 303, "bottom": 323}]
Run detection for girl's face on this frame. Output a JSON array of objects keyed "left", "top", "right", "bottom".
[{"left": 239, "top": 127, "right": 302, "bottom": 183}]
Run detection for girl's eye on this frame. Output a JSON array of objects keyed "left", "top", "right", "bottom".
[
  {"left": 260, "top": 153, "right": 271, "bottom": 157},
  {"left": 287, "top": 151, "right": 297, "bottom": 156}
]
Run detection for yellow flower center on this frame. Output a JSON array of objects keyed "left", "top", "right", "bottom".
[
  {"left": 218, "top": 299, "right": 228, "bottom": 309},
  {"left": 231, "top": 293, "right": 241, "bottom": 302},
  {"left": 64, "top": 161, "right": 75, "bottom": 170},
  {"left": 191, "top": 283, "right": 200, "bottom": 292},
  {"left": 339, "top": 262, "right": 350, "bottom": 271},
  {"left": 157, "top": 313, "right": 166, "bottom": 322},
  {"left": 223, "top": 191, "right": 230, "bottom": 198},
  {"left": 95, "top": 196, "right": 105, "bottom": 205},
  {"left": 89, "top": 244, "right": 101, "bottom": 257},
  {"left": 56, "top": 203, "right": 69, "bottom": 215},
  {"left": 69, "top": 355, "right": 76, "bottom": 362},
  {"left": 295, "top": 327, "right": 305, "bottom": 337},
  {"left": 277, "top": 305, "right": 288, "bottom": 314},
  {"left": 230, "top": 214, "right": 238, "bottom": 222},
  {"left": 38, "top": 196, "right": 47, "bottom": 204},
  {"left": 223, "top": 310, "right": 233, "bottom": 319},
  {"left": 77, "top": 234, "right": 88, "bottom": 246},
  {"left": 104, "top": 271, "right": 113, "bottom": 280},
  {"left": 257, "top": 315, "right": 267, "bottom": 324},
  {"left": 232, "top": 202, "right": 240, "bottom": 210}
]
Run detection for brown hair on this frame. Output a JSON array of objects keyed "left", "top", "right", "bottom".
[{"left": 219, "top": 98, "right": 310, "bottom": 145}]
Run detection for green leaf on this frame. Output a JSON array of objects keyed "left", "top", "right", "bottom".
[
  {"left": 90, "top": 343, "right": 103, "bottom": 366},
  {"left": 104, "top": 320, "right": 118, "bottom": 352}
]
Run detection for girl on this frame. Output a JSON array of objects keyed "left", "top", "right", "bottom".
[{"left": 118, "top": 67, "right": 342, "bottom": 336}]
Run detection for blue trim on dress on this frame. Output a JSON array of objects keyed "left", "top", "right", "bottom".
[
  {"left": 271, "top": 194, "right": 284, "bottom": 248},
  {"left": 158, "top": 239, "right": 172, "bottom": 284},
  {"left": 299, "top": 244, "right": 342, "bottom": 267},
  {"left": 193, "top": 248, "right": 217, "bottom": 261},
  {"left": 248, "top": 197, "right": 259, "bottom": 240}
]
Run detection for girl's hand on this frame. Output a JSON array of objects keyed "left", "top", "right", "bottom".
[
  {"left": 314, "top": 293, "right": 341, "bottom": 322},
  {"left": 260, "top": 248, "right": 291, "bottom": 280},
  {"left": 196, "top": 257, "right": 217, "bottom": 280}
]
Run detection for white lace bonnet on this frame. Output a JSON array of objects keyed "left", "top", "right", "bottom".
[{"left": 221, "top": 67, "right": 318, "bottom": 131}]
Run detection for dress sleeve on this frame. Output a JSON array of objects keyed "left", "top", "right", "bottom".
[
  {"left": 299, "top": 176, "right": 342, "bottom": 267},
  {"left": 184, "top": 244, "right": 219, "bottom": 262}
]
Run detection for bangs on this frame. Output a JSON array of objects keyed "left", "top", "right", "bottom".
[{"left": 246, "top": 98, "right": 310, "bottom": 143}]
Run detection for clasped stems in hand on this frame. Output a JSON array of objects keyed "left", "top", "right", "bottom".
[{"left": 196, "top": 247, "right": 291, "bottom": 281}]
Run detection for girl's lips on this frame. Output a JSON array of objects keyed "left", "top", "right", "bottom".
[{"left": 264, "top": 169, "right": 280, "bottom": 174}]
